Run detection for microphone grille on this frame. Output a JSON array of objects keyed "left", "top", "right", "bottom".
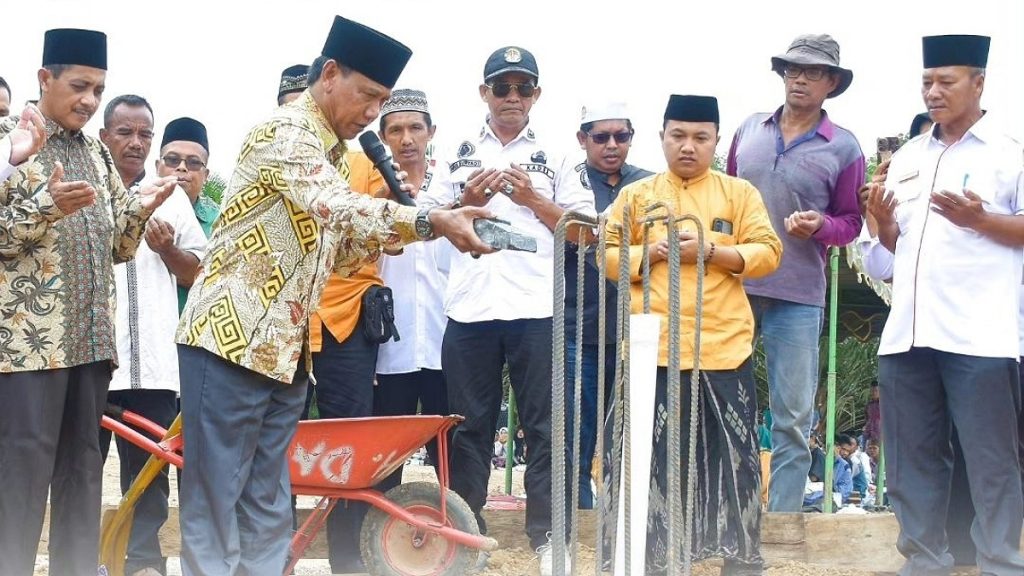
[{"left": 358, "top": 130, "right": 382, "bottom": 151}]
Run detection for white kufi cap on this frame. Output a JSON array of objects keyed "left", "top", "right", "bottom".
[{"left": 580, "top": 101, "right": 629, "bottom": 124}]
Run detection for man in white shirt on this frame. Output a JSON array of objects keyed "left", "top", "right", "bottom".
[
  {"left": 419, "top": 46, "right": 594, "bottom": 575},
  {"left": 372, "top": 88, "right": 451, "bottom": 491},
  {"left": 99, "top": 107, "right": 208, "bottom": 576},
  {"left": 867, "top": 34, "right": 1024, "bottom": 576}
]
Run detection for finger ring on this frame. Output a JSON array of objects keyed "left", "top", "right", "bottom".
[
  {"left": 483, "top": 187, "right": 494, "bottom": 198},
  {"left": 502, "top": 182, "right": 514, "bottom": 195}
]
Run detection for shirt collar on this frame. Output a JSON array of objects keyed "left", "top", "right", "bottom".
[
  {"left": 665, "top": 167, "right": 711, "bottom": 188},
  {"left": 298, "top": 91, "right": 344, "bottom": 157},
  {"left": 963, "top": 111, "right": 995, "bottom": 144},
  {"left": 927, "top": 111, "right": 994, "bottom": 147},
  {"left": 43, "top": 115, "right": 85, "bottom": 141},
  {"left": 128, "top": 170, "right": 146, "bottom": 190},
  {"left": 586, "top": 162, "right": 638, "bottom": 186},
  {"left": 765, "top": 106, "right": 835, "bottom": 142},
  {"left": 478, "top": 118, "right": 536, "bottom": 144}
]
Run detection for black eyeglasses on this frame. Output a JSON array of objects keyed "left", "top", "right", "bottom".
[
  {"left": 782, "top": 64, "right": 830, "bottom": 82},
  {"left": 488, "top": 82, "right": 537, "bottom": 98},
  {"left": 588, "top": 130, "right": 634, "bottom": 144},
  {"left": 161, "top": 154, "right": 206, "bottom": 171}
]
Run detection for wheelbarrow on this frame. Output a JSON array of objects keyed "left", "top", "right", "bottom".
[{"left": 99, "top": 410, "right": 497, "bottom": 576}]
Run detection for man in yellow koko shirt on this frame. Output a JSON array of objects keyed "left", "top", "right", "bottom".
[{"left": 606, "top": 94, "right": 781, "bottom": 576}]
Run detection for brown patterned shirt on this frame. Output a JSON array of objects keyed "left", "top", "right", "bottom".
[
  {"left": 176, "top": 92, "right": 418, "bottom": 383},
  {"left": 0, "top": 115, "right": 154, "bottom": 373}
]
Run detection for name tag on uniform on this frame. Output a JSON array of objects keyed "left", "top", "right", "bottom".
[{"left": 896, "top": 170, "right": 919, "bottom": 183}]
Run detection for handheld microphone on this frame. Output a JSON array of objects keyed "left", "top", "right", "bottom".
[{"left": 358, "top": 131, "right": 416, "bottom": 207}]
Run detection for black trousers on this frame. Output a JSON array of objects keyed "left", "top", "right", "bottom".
[
  {"left": 0, "top": 361, "right": 111, "bottom": 576},
  {"left": 373, "top": 369, "right": 448, "bottom": 492},
  {"left": 879, "top": 348, "right": 1024, "bottom": 576},
  {"left": 99, "top": 388, "right": 179, "bottom": 575},
  {"left": 311, "top": 323, "right": 380, "bottom": 573},
  {"left": 443, "top": 318, "right": 554, "bottom": 549}
]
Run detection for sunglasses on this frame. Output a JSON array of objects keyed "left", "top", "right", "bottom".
[
  {"left": 162, "top": 154, "right": 207, "bottom": 171},
  {"left": 588, "top": 130, "right": 634, "bottom": 145},
  {"left": 782, "top": 65, "right": 830, "bottom": 82},
  {"left": 488, "top": 82, "right": 537, "bottom": 98}
]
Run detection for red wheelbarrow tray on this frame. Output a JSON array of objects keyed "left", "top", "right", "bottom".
[{"left": 289, "top": 414, "right": 460, "bottom": 492}]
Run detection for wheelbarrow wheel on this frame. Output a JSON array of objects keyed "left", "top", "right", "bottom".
[{"left": 360, "top": 481, "right": 479, "bottom": 576}]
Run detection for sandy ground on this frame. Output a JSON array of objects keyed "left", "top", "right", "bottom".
[{"left": 28, "top": 447, "right": 980, "bottom": 575}]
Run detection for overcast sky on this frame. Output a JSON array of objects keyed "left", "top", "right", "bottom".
[{"left": 4, "top": 0, "right": 1022, "bottom": 179}]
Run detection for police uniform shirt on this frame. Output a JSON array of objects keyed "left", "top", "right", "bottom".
[
  {"left": 879, "top": 112, "right": 1024, "bottom": 359},
  {"left": 421, "top": 122, "right": 595, "bottom": 322}
]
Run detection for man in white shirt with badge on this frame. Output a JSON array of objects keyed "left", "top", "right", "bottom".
[
  {"left": 419, "top": 46, "right": 594, "bottom": 575},
  {"left": 102, "top": 115, "right": 208, "bottom": 576},
  {"left": 867, "top": 34, "right": 1024, "bottom": 576}
]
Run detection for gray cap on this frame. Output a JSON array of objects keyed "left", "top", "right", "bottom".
[{"left": 770, "top": 34, "right": 853, "bottom": 98}]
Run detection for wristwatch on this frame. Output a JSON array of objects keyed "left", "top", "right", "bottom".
[{"left": 415, "top": 207, "right": 435, "bottom": 239}]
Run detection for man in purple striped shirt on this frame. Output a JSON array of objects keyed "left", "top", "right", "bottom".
[{"left": 727, "top": 33, "right": 865, "bottom": 513}]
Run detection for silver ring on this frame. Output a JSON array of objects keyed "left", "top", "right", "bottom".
[
  {"left": 483, "top": 187, "right": 494, "bottom": 198},
  {"left": 502, "top": 182, "right": 514, "bottom": 196}
]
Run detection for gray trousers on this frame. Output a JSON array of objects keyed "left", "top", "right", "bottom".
[
  {"left": 178, "top": 345, "right": 306, "bottom": 576},
  {"left": 0, "top": 361, "right": 111, "bottom": 576},
  {"left": 879, "top": 347, "right": 1024, "bottom": 576}
]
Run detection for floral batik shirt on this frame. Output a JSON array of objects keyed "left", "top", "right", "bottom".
[
  {"left": 176, "top": 92, "right": 419, "bottom": 383},
  {"left": 0, "top": 116, "right": 153, "bottom": 372}
]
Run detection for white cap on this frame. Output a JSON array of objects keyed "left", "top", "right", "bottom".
[{"left": 580, "top": 101, "right": 629, "bottom": 124}]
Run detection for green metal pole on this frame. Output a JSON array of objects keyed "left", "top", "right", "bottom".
[
  {"left": 877, "top": 442, "right": 886, "bottom": 507},
  {"left": 505, "top": 389, "right": 517, "bottom": 495},
  {"left": 823, "top": 246, "right": 840, "bottom": 513}
]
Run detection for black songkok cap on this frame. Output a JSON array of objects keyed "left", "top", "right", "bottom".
[
  {"left": 161, "top": 117, "right": 209, "bottom": 152},
  {"left": 922, "top": 35, "right": 990, "bottom": 68},
  {"left": 321, "top": 15, "right": 412, "bottom": 89},
  {"left": 42, "top": 28, "right": 107, "bottom": 70},
  {"left": 278, "top": 64, "right": 309, "bottom": 98},
  {"left": 663, "top": 95, "right": 720, "bottom": 124},
  {"left": 483, "top": 46, "right": 539, "bottom": 82}
]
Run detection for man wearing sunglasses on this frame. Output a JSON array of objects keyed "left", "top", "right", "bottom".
[
  {"left": 566, "top": 102, "right": 651, "bottom": 511},
  {"left": 153, "top": 117, "right": 219, "bottom": 314},
  {"left": 420, "top": 45, "right": 595, "bottom": 576},
  {"left": 101, "top": 113, "right": 207, "bottom": 576},
  {"left": 727, "top": 33, "right": 865, "bottom": 514},
  {"left": 161, "top": 117, "right": 220, "bottom": 314}
]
